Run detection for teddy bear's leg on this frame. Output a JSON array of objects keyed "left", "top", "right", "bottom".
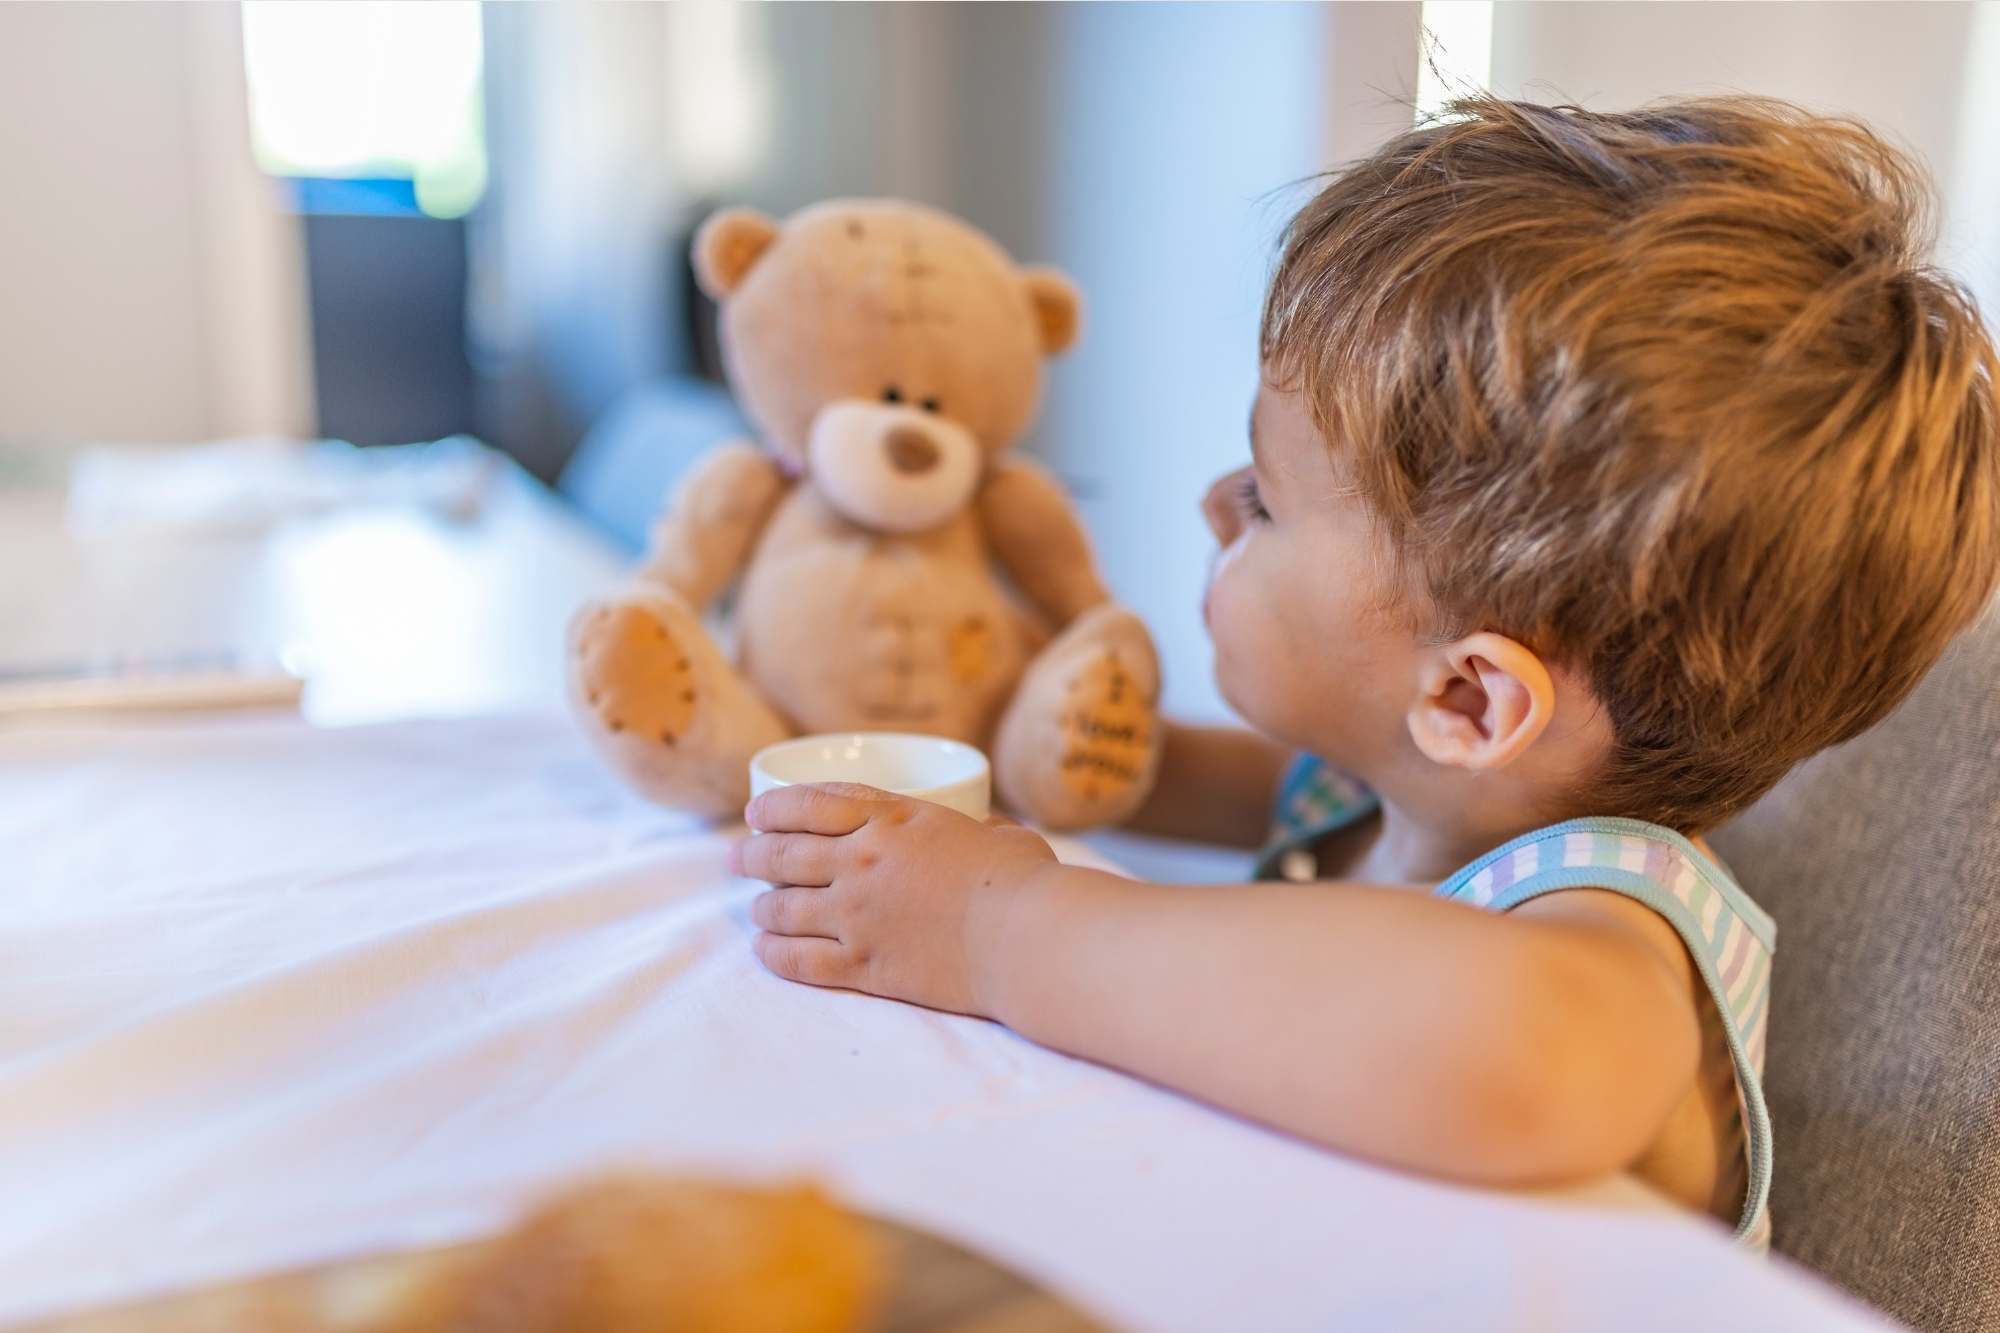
[
  {"left": 568, "top": 585, "right": 790, "bottom": 818},
  {"left": 992, "top": 603, "right": 1164, "bottom": 831}
]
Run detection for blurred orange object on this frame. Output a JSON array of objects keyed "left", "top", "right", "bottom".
[{"left": 375, "top": 1177, "right": 884, "bottom": 1333}]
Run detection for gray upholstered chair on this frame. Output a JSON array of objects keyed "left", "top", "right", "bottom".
[{"left": 1712, "top": 605, "right": 2000, "bottom": 1332}]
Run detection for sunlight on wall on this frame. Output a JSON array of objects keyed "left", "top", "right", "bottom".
[
  {"left": 665, "top": 0, "right": 773, "bottom": 196},
  {"left": 1947, "top": 0, "right": 2000, "bottom": 320},
  {"left": 240, "top": 0, "right": 485, "bottom": 217},
  {"left": 1416, "top": 0, "right": 1494, "bottom": 120}
]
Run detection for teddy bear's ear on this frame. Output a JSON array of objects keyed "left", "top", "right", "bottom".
[
  {"left": 693, "top": 208, "right": 781, "bottom": 300},
  {"left": 1021, "top": 266, "right": 1083, "bottom": 356}
]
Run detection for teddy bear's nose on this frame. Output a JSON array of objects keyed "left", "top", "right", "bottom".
[{"left": 884, "top": 427, "right": 942, "bottom": 475}]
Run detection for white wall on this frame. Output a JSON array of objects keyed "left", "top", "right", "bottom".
[
  {"left": 981, "top": 3, "right": 1418, "bottom": 722},
  {"left": 1021, "top": 4, "right": 1330, "bottom": 721},
  {"left": 0, "top": 2, "right": 310, "bottom": 446}
]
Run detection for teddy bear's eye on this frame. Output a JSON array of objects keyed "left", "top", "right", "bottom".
[
  {"left": 882, "top": 386, "right": 903, "bottom": 404},
  {"left": 920, "top": 397, "right": 941, "bottom": 414}
]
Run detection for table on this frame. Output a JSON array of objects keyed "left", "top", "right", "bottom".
[
  {"left": 0, "top": 446, "right": 1889, "bottom": 1329},
  {"left": 0, "top": 712, "right": 1887, "bottom": 1332},
  {"left": 0, "top": 443, "right": 623, "bottom": 725}
]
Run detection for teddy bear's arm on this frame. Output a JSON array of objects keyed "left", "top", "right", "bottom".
[
  {"left": 636, "top": 441, "right": 793, "bottom": 609},
  {"left": 976, "top": 457, "right": 1112, "bottom": 626}
]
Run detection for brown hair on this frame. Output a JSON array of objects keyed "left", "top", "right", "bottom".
[{"left": 1262, "top": 96, "right": 2000, "bottom": 831}]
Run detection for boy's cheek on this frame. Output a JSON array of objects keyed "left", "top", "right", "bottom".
[
  {"left": 1204, "top": 555, "right": 1343, "bottom": 749},
  {"left": 1204, "top": 582, "right": 1276, "bottom": 718},
  {"left": 1201, "top": 536, "right": 1252, "bottom": 633}
]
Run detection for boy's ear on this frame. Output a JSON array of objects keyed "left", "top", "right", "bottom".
[
  {"left": 1406, "top": 632, "right": 1556, "bottom": 772},
  {"left": 693, "top": 207, "right": 780, "bottom": 300}
]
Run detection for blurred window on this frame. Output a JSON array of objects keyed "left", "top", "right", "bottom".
[
  {"left": 240, "top": 0, "right": 486, "bottom": 218},
  {"left": 1416, "top": 1, "right": 1494, "bottom": 122}
]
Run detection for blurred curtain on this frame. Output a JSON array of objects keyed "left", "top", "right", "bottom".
[
  {"left": 0, "top": 2, "right": 311, "bottom": 446},
  {"left": 471, "top": 3, "right": 691, "bottom": 481}
]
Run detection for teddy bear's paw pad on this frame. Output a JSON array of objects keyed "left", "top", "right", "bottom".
[
  {"left": 946, "top": 613, "right": 996, "bottom": 686},
  {"left": 1056, "top": 649, "right": 1157, "bottom": 807},
  {"left": 572, "top": 603, "right": 700, "bottom": 746}
]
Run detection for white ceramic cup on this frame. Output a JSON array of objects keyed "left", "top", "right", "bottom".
[{"left": 748, "top": 732, "right": 991, "bottom": 820}]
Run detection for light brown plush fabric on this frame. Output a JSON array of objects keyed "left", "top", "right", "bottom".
[
  {"left": 568, "top": 200, "right": 1162, "bottom": 828},
  {"left": 639, "top": 440, "right": 790, "bottom": 610},
  {"left": 714, "top": 200, "right": 1055, "bottom": 463},
  {"left": 978, "top": 458, "right": 1113, "bottom": 626}
]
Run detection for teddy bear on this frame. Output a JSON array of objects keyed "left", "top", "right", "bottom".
[{"left": 567, "top": 198, "right": 1163, "bottom": 830}]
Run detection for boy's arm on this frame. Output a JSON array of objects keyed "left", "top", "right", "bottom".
[
  {"left": 980, "top": 865, "right": 1700, "bottom": 1185},
  {"left": 736, "top": 785, "right": 1700, "bottom": 1188},
  {"left": 1124, "top": 722, "right": 1290, "bottom": 846},
  {"left": 637, "top": 441, "right": 791, "bottom": 609}
]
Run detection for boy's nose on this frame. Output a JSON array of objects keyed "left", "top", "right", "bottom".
[{"left": 1202, "top": 467, "right": 1249, "bottom": 544}]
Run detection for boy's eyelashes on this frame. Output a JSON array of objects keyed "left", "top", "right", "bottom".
[{"left": 1233, "top": 471, "right": 1272, "bottom": 523}]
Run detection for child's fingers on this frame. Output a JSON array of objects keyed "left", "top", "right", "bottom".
[
  {"left": 746, "top": 783, "right": 886, "bottom": 835},
  {"left": 812, "top": 781, "right": 900, "bottom": 802},
  {"left": 753, "top": 932, "right": 858, "bottom": 988},
  {"left": 736, "top": 832, "right": 842, "bottom": 887},
  {"left": 751, "top": 887, "right": 839, "bottom": 938}
]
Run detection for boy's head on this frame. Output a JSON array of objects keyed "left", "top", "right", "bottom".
[{"left": 1206, "top": 95, "right": 2000, "bottom": 833}]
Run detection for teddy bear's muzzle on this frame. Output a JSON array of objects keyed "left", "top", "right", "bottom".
[{"left": 807, "top": 400, "right": 982, "bottom": 534}]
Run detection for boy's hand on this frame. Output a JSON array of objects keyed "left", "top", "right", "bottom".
[{"left": 730, "top": 782, "right": 1058, "bottom": 1017}]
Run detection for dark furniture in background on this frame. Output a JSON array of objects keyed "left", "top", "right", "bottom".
[{"left": 300, "top": 208, "right": 475, "bottom": 448}]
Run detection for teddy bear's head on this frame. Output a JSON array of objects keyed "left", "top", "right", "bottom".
[{"left": 693, "top": 199, "right": 1080, "bottom": 534}]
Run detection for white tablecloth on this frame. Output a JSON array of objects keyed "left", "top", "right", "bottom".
[{"left": 0, "top": 714, "right": 1884, "bottom": 1330}]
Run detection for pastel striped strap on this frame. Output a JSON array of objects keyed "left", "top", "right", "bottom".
[
  {"left": 1253, "top": 754, "right": 1379, "bottom": 881},
  {"left": 1437, "top": 818, "right": 1777, "bottom": 1247}
]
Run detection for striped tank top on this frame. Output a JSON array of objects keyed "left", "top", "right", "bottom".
[{"left": 1255, "top": 755, "right": 1775, "bottom": 1249}]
